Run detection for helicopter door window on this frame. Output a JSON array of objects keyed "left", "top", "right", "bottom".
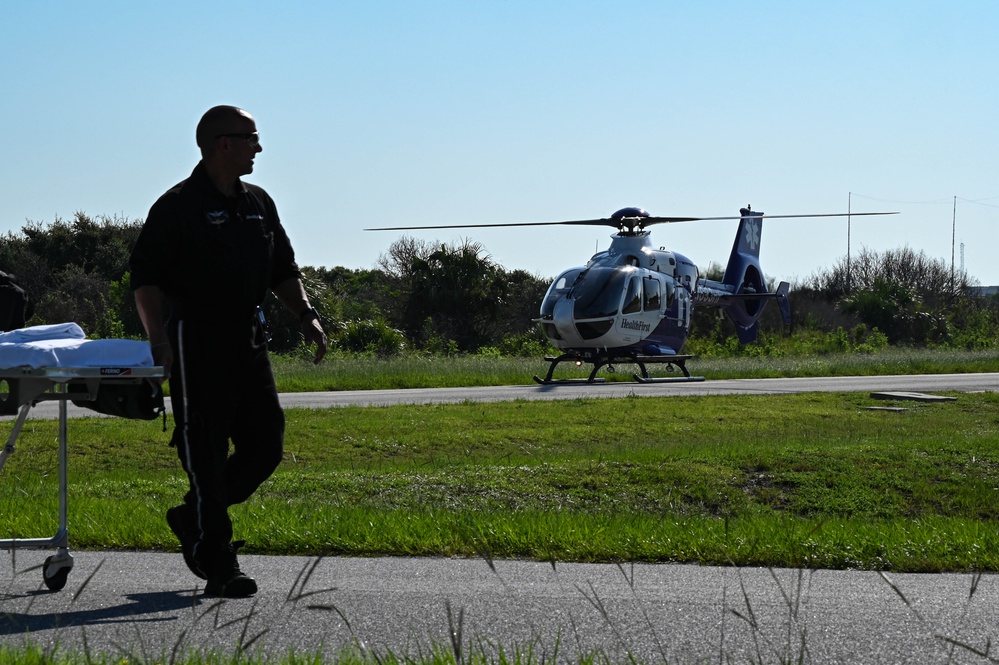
[
  {"left": 643, "top": 276, "right": 661, "bottom": 312},
  {"left": 622, "top": 275, "right": 642, "bottom": 314}
]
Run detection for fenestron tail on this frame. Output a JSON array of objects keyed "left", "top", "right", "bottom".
[{"left": 694, "top": 207, "right": 791, "bottom": 343}]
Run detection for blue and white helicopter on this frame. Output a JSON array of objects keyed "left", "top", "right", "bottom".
[{"left": 370, "top": 206, "right": 894, "bottom": 383}]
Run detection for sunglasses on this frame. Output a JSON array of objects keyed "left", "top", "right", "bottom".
[{"left": 216, "top": 132, "right": 260, "bottom": 148}]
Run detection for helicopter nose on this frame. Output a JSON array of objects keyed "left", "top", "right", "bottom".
[{"left": 552, "top": 298, "right": 584, "bottom": 346}]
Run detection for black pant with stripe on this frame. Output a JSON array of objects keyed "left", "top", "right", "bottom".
[{"left": 167, "top": 315, "right": 284, "bottom": 567}]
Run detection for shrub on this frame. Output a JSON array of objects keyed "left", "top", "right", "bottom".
[
  {"left": 334, "top": 319, "right": 407, "bottom": 356},
  {"left": 497, "top": 328, "right": 556, "bottom": 358}
]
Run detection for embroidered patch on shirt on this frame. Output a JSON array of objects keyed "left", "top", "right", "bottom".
[{"left": 206, "top": 210, "right": 229, "bottom": 225}]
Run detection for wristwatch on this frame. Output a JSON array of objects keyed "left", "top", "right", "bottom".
[{"left": 300, "top": 306, "right": 319, "bottom": 322}]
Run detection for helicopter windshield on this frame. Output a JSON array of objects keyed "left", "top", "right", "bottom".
[
  {"left": 539, "top": 267, "right": 585, "bottom": 318},
  {"left": 571, "top": 267, "right": 633, "bottom": 319}
]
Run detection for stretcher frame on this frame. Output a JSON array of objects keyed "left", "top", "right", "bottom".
[{"left": 0, "top": 365, "right": 164, "bottom": 590}]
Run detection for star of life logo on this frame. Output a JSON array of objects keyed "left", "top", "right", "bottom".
[{"left": 742, "top": 219, "right": 760, "bottom": 251}]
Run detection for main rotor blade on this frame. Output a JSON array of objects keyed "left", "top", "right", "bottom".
[
  {"left": 365, "top": 211, "right": 897, "bottom": 231},
  {"left": 645, "top": 211, "right": 899, "bottom": 225},
  {"left": 365, "top": 219, "right": 611, "bottom": 231}
]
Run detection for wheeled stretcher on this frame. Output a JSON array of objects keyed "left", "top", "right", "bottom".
[{"left": 0, "top": 324, "right": 164, "bottom": 590}]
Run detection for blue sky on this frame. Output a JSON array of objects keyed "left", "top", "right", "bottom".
[{"left": 2, "top": 1, "right": 997, "bottom": 287}]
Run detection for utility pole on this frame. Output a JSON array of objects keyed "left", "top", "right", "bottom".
[
  {"left": 847, "top": 192, "right": 852, "bottom": 293},
  {"left": 951, "top": 195, "right": 956, "bottom": 294}
]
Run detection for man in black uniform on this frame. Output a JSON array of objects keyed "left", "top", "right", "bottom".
[{"left": 130, "top": 105, "right": 327, "bottom": 597}]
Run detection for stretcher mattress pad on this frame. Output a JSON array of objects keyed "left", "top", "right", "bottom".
[{"left": 0, "top": 323, "right": 153, "bottom": 370}]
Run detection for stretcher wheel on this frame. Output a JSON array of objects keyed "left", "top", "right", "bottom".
[{"left": 43, "top": 555, "right": 71, "bottom": 591}]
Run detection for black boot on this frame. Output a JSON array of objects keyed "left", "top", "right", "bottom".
[
  {"left": 199, "top": 541, "right": 257, "bottom": 598},
  {"left": 166, "top": 504, "right": 206, "bottom": 580}
]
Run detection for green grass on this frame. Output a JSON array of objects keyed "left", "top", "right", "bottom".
[
  {"left": 3, "top": 386, "right": 999, "bottom": 664},
  {"left": 268, "top": 348, "right": 999, "bottom": 391},
  {"left": 2, "top": 391, "right": 998, "bottom": 572},
  {"left": 0, "top": 642, "right": 613, "bottom": 665}
]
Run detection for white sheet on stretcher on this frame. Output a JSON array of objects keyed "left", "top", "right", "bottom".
[{"left": 0, "top": 323, "right": 153, "bottom": 369}]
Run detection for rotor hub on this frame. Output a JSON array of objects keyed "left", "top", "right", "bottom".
[{"left": 610, "top": 207, "right": 650, "bottom": 234}]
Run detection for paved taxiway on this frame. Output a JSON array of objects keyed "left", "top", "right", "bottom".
[
  {"left": 2, "top": 374, "right": 998, "bottom": 662},
  {"left": 279, "top": 372, "right": 999, "bottom": 409},
  {"left": 3, "top": 551, "right": 999, "bottom": 663},
  {"left": 7, "top": 372, "right": 999, "bottom": 418}
]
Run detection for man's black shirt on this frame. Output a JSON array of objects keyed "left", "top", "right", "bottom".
[{"left": 130, "top": 161, "right": 301, "bottom": 322}]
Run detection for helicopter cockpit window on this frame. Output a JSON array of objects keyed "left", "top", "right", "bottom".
[
  {"left": 540, "top": 267, "right": 584, "bottom": 318},
  {"left": 622, "top": 275, "right": 642, "bottom": 314},
  {"left": 643, "top": 276, "right": 660, "bottom": 311},
  {"left": 572, "top": 267, "right": 630, "bottom": 319}
]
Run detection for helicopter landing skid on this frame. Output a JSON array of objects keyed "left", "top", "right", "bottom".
[{"left": 533, "top": 353, "right": 705, "bottom": 385}]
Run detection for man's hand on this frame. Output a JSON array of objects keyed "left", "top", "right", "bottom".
[
  {"left": 272, "top": 277, "right": 328, "bottom": 364},
  {"left": 150, "top": 342, "right": 173, "bottom": 382},
  {"left": 302, "top": 316, "right": 327, "bottom": 364}
]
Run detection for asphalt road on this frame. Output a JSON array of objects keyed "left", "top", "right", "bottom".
[
  {"left": 6, "top": 372, "right": 999, "bottom": 418},
  {"left": 2, "top": 374, "right": 998, "bottom": 662},
  {"left": 2, "top": 552, "right": 998, "bottom": 664},
  {"left": 277, "top": 372, "right": 999, "bottom": 409}
]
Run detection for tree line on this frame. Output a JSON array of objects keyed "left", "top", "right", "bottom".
[{"left": 1, "top": 213, "right": 996, "bottom": 356}]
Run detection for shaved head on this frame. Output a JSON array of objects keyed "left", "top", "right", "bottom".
[{"left": 196, "top": 105, "right": 254, "bottom": 154}]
